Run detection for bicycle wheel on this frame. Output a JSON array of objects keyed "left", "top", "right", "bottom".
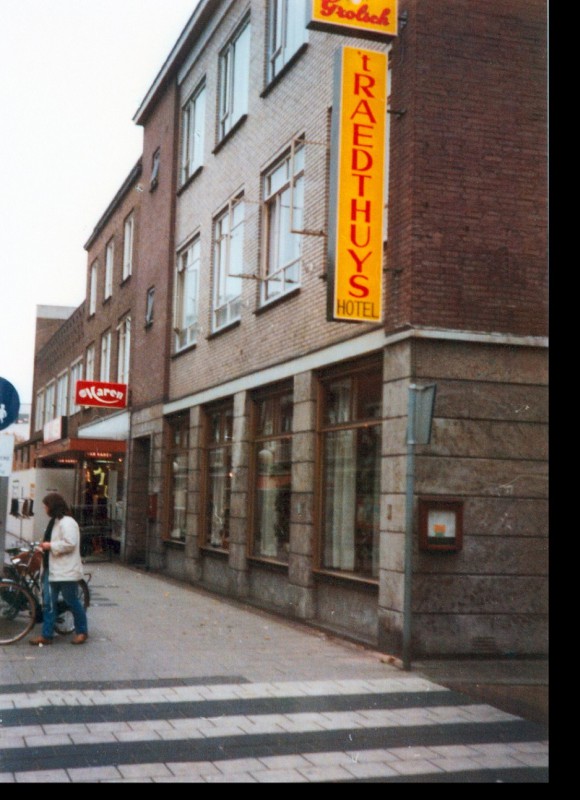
[
  {"left": 55, "top": 579, "right": 91, "bottom": 635},
  {"left": 0, "top": 580, "right": 36, "bottom": 644}
]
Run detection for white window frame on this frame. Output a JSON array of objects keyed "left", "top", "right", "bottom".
[
  {"left": 181, "top": 82, "right": 206, "bottom": 185},
  {"left": 117, "top": 316, "right": 131, "bottom": 385},
  {"left": 100, "top": 330, "right": 111, "bottom": 382},
  {"left": 35, "top": 389, "right": 45, "bottom": 432},
  {"left": 55, "top": 371, "right": 69, "bottom": 418},
  {"left": 86, "top": 343, "right": 95, "bottom": 381},
  {"left": 104, "top": 238, "right": 114, "bottom": 299},
  {"left": 44, "top": 381, "right": 56, "bottom": 424},
  {"left": 122, "top": 212, "right": 134, "bottom": 280},
  {"left": 174, "top": 237, "right": 201, "bottom": 351},
  {"left": 69, "top": 359, "right": 83, "bottom": 415},
  {"left": 218, "top": 18, "right": 251, "bottom": 141},
  {"left": 89, "top": 261, "right": 97, "bottom": 315},
  {"left": 213, "top": 195, "right": 244, "bottom": 332},
  {"left": 261, "top": 140, "right": 304, "bottom": 305},
  {"left": 267, "top": 0, "right": 307, "bottom": 83}
]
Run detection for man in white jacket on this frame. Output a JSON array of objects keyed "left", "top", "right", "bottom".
[{"left": 29, "top": 492, "right": 89, "bottom": 646}]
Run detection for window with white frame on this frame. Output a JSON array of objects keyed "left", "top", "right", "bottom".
[
  {"left": 122, "top": 212, "right": 134, "bottom": 280},
  {"left": 213, "top": 195, "right": 244, "bottom": 331},
  {"left": 267, "top": 0, "right": 307, "bottom": 83},
  {"left": 174, "top": 237, "right": 201, "bottom": 351},
  {"left": 55, "top": 371, "right": 69, "bottom": 418},
  {"left": 86, "top": 343, "right": 95, "bottom": 381},
  {"left": 69, "top": 359, "right": 83, "bottom": 414},
  {"left": 100, "top": 330, "right": 111, "bottom": 381},
  {"left": 44, "top": 381, "right": 56, "bottom": 424},
  {"left": 117, "top": 316, "right": 131, "bottom": 385},
  {"left": 262, "top": 140, "right": 304, "bottom": 304},
  {"left": 104, "top": 238, "right": 114, "bottom": 299},
  {"left": 35, "top": 389, "right": 45, "bottom": 432},
  {"left": 181, "top": 82, "right": 206, "bottom": 185},
  {"left": 89, "top": 261, "right": 97, "bottom": 315},
  {"left": 218, "top": 18, "right": 251, "bottom": 141}
]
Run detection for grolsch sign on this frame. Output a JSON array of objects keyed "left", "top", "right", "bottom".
[{"left": 309, "top": 0, "right": 399, "bottom": 39}]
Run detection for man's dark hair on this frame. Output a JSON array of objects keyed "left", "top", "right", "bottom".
[{"left": 42, "top": 492, "right": 70, "bottom": 519}]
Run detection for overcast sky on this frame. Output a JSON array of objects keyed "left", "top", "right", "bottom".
[{"left": 0, "top": 0, "right": 200, "bottom": 404}]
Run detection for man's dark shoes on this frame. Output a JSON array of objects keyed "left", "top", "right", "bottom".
[
  {"left": 29, "top": 636, "right": 53, "bottom": 646},
  {"left": 71, "top": 633, "right": 88, "bottom": 645}
]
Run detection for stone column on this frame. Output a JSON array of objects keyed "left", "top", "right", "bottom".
[
  {"left": 287, "top": 370, "right": 316, "bottom": 620},
  {"left": 227, "top": 390, "right": 250, "bottom": 598}
]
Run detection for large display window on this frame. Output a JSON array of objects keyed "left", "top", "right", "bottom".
[{"left": 319, "top": 358, "right": 383, "bottom": 580}]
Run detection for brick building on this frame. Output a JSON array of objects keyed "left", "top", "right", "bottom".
[{"left": 14, "top": 0, "right": 548, "bottom": 658}]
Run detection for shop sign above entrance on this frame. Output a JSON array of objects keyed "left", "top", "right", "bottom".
[
  {"left": 75, "top": 380, "right": 128, "bottom": 409},
  {"left": 308, "top": 0, "right": 398, "bottom": 39}
]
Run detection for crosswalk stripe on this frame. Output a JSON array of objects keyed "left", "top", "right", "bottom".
[{"left": 0, "top": 679, "right": 549, "bottom": 783}]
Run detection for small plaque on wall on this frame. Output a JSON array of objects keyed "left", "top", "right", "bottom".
[{"left": 419, "top": 497, "right": 463, "bottom": 552}]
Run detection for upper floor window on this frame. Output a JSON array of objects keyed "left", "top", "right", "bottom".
[
  {"left": 85, "top": 343, "right": 95, "bottom": 381},
  {"left": 181, "top": 83, "right": 206, "bottom": 185},
  {"left": 122, "top": 212, "right": 134, "bottom": 281},
  {"left": 145, "top": 287, "right": 155, "bottom": 327},
  {"left": 100, "top": 330, "right": 111, "bottom": 382},
  {"left": 89, "top": 261, "right": 97, "bottom": 315},
  {"left": 104, "top": 238, "right": 114, "bottom": 300},
  {"left": 213, "top": 195, "right": 244, "bottom": 332},
  {"left": 69, "top": 359, "right": 83, "bottom": 415},
  {"left": 261, "top": 140, "right": 304, "bottom": 305},
  {"left": 150, "top": 148, "right": 160, "bottom": 191},
  {"left": 117, "top": 316, "right": 131, "bottom": 385},
  {"left": 55, "top": 371, "right": 69, "bottom": 418},
  {"left": 267, "top": 0, "right": 307, "bottom": 83},
  {"left": 35, "top": 389, "right": 45, "bottom": 432},
  {"left": 174, "top": 237, "right": 201, "bottom": 351},
  {"left": 44, "top": 381, "right": 56, "bottom": 425},
  {"left": 218, "top": 18, "right": 251, "bottom": 141}
]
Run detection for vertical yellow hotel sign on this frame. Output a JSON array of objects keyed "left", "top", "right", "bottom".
[
  {"left": 310, "top": 1, "right": 398, "bottom": 39},
  {"left": 327, "top": 47, "right": 387, "bottom": 322}
]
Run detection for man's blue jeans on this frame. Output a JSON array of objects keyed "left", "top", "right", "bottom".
[{"left": 42, "top": 571, "right": 88, "bottom": 639}]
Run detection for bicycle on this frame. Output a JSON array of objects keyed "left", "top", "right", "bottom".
[{"left": 0, "top": 543, "right": 91, "bottom": 645}]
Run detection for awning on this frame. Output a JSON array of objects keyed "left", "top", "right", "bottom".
[{"left": 35, "top": 438, "right": 126, "bottom": 462}]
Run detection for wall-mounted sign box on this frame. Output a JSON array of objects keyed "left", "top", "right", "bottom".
[
  {"left": 419, "top": 497, "right": 464, "bottom": 552},
  {"left": 309, "top": 0, "right": 399, "bottom": 40}
]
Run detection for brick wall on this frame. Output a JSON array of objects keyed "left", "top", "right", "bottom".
[{"left": 386, "top": 0, "right": 548, "bottom": 336}]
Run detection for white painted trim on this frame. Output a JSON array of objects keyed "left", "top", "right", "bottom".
[{"left": 162, "top": 326, "right": 547, "bottom": 416}]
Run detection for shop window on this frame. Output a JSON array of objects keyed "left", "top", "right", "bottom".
[
  {"left": 203, "top": 402, "right": 234, "bottom": 551},
  {"left": 251, "top": 384, "right": 293, "bottom": 564},
  {"left": 319, "top": 359, "right": 383, "bottom": 580},
  {"left": 167, "top": 414, "right": 190, "bottom": 542}
]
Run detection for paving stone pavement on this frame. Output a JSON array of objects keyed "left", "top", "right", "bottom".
[{"left": 0, "top": 562, "right": 548, "bottom": 783}]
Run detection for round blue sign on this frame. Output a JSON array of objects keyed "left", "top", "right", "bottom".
[{"left": 0, "top": 378, "right": 20, "bottom": 431}]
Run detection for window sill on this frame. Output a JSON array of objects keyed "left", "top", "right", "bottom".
[
  {"left": 261, "top": 43, "right": 309, "bottom": 99},
  {"left": 172, "top": 341, "right": 197, "bottom": 359},
  {"left": 313, "top": 569, "right": 379, "bottom": 591},
  {"left": 247, "top": 556, "right": 288, "bottom": 573},
  {"left": 213, "top": 114, "right": 248, "bottom": 156},
  {"left": 207, "top": 319, "right": 241, "bottom": 340},
  {"left": 177, "top": 165, "right": 203, "bottom": 196},
  {"left": 200, "top": 545, "right": 229, "bottom": 559},
  {"left": 163, "top": 538, "right": 185, "bottom": 548},
  {"left": 254, "top": 286, "right": 300, "bottom": 316}
]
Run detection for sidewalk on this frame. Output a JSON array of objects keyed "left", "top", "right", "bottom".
[{"left": 1, "top": 560, "right": 548, "bottom": 728}]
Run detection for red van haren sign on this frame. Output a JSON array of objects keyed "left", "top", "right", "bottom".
[{"left": 75, "top": 380, "right": 128, "bottom": 408}]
